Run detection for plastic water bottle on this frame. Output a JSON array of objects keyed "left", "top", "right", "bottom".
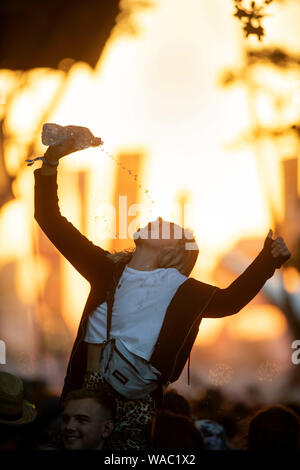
[
  {"left": 42, "top": 123, "right": 103, "bottom": 149},
  {"left": 26, "top": 123, "right": 103, "bottom": 166}
]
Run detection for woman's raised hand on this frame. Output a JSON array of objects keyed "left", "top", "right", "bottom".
[
  {"left": 43, "top": 137, "right": 78, "bottom": 162},
  {"left": 265, "top": 229, "right": 291, "bottom": 268}
]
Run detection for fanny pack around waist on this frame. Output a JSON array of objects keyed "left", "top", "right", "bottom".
[
  {"left": 99, "top": 337, "right": 161, "bottom": 399},
  {"left": 99, "top": 273, "right": 162, "bottom": 400}
]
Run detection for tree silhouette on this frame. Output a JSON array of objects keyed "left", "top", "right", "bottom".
[
  {"left": 220, "top": 39, "right": 300, "bottom": 385},
  {"left": 232, "top": 0, "right": 275, "bottom": 41}
]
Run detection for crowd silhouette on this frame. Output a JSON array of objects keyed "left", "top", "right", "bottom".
[{"left": 0, "top": 371, "right": 299, "bottom": 451}]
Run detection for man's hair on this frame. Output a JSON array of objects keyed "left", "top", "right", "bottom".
[
  {"left": 106, "top": 225, "right": 199, "bottom": 277},
  {"left": 62, "top": 387, "right": 115, "bottom": 420},
  {"left": 248, "top": 404, "right": 299, "bottom": 450}
]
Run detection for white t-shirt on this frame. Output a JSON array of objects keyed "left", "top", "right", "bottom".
[{"left": 84, "top": 265, "right": 188, "bottom": 361}]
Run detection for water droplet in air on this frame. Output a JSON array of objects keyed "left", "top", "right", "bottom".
[{"left": 98, "top": 147, "right": 155, "bottom": 218}]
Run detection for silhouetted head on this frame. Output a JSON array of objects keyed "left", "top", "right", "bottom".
[
  {"left": 163, "top": 389, "right": 191, "bottom": 417},
  {"left": 247, "top": 404, "right": 299, "bottom": 450},
  {"left": 147, "top": 410, "right": 205, "bottom": 450}
]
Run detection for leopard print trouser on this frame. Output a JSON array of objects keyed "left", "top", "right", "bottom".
[{"left": 83, "top": 371, "right": 156, "bottom": 450}]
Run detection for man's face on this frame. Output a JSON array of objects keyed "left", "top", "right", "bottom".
[
  {"left": 133, "top": 217, "right": 184, "bottom": 249},
  {"left": 61, "top": 398, "right": 114, "bottom": 450}
]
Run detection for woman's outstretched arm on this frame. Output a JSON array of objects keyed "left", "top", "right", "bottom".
[
  {"left": 203, "top": 232, "right": 290, "bottom": 318},
  {"left": 34, "top": 156, "right": 113, "bottom": 285}
]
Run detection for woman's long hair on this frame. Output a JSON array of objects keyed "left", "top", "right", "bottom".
[{"left": 106, "top": 247, "right": 135, "bottom": 265}]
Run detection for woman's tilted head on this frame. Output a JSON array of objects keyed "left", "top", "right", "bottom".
[
  {"left": 133, "top": 217, "right": 199, "bottom": 276},
  {"left": 107, "top": 217, "right": 199, "bottom": 276}
]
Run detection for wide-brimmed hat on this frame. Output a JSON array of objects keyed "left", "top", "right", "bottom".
[{"left": 0, "top": 372, "right": 37, "bottom": 425}]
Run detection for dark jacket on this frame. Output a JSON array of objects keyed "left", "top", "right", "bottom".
[{"left": 34, "top": 168, "right": 281, "bottom": 405}]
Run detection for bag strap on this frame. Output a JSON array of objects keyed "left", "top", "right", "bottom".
[
  {"left": 106, "top": 288, "right": 114, "bottom": 341},
  {"left": 106, "top": 262, "right": 127, "bottom": 341}
]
